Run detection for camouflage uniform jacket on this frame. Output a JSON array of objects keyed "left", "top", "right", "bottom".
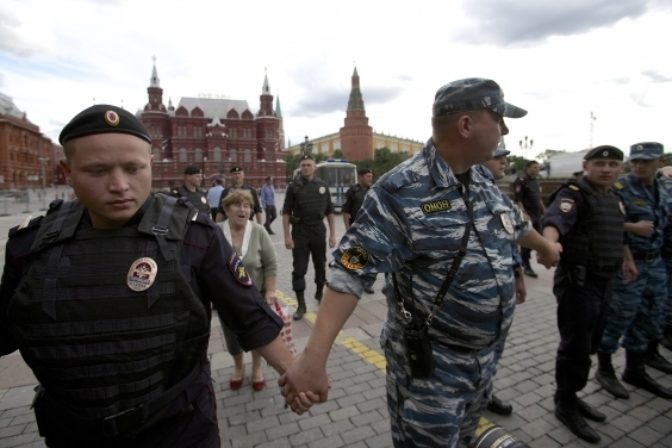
[{"left": 330, "top": 140, "right": 529, "bottom": 350}]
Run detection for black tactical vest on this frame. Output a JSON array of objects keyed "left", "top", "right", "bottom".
[
  {"left": 290, "top": 177, "right": 330, "bottom": 225},
  {"left": 559, "top": 180, "right": 624, "bottom": 275},
  {"left": 7, "top": 194, "right": 210, "bottom": 431}
]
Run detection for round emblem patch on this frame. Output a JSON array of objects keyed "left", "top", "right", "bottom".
[
  {"left": 500, "top": 213, "right": 514, "bottom": 234},
  {"left": 319, "top": 186, "right": 326, "bottom": 194},
  {"left": 127, "top": 257, "right": 158, "bottom": 292},
  {"left": 559, "top": 198, "right": 575, "bottom": 213},
  {"left": 229, "top": 254, "right": 253, "bottom": 286},
  {"left": 201, "top": 196, "right": 207, "bottom": 204},
  {"left": 340, "top": 246, "right": 369, "bottom": 270},
  {"left": 104, "top": 110, "right": 120, "bottom": 127}
]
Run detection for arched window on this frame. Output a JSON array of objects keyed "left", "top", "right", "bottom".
[
  {"left": 179, "top": 148, "right": 187, "bottom": 162},
  {"left": 243, "top": 149, "right": 252, "bottom": 163},
  {"left": 229, "top": 148, "right": 237, "bottom": 162},
  {"left": 194, "top": 148, "right": 203, "bottom": 162},
  {"left": 152, "top": 147, "right": 161, "bottom": 160},
  {"left": 213, "top": 147, "right": 222, "bottom": 162}
]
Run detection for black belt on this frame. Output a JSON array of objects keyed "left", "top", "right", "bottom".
[{"left": 633, "top": 251, "right": 659, "bottom": 262}]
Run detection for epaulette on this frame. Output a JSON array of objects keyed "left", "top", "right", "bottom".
[
  {"left": 8, "top": 216, "right": 44, "bottom": 239},
  {"left": 569, "top": 184, "right": 580, "bottom": 191},
  {"left": 614, "top": 181, "right": 624, "bottom": 190}
]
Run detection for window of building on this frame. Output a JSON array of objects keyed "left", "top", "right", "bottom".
[
  {"left": 194, "top": 148, "right": 203, "bottom": 162},
  {"left": 244, "top": 149, "right": 252, "bottom": 163},
  {"left": 179, "top": 148, "right": 187, "bottom": 162},
  {"left": 153, "top": 147, "right": 161, "bottom": 160},
  {"left": 229, "top": 128, "right": 237, "bottom": 138},
  {"left": 213, "top": 147, "right": 222, "bottom": 162},
  {"left": 230, "top": 149, "right": 237, "bottom": 162},
  {"left": 177, "top": 126, "right": 187, "bottom": 137},
  {"left": 193, "top": 127, "right": 203, "bottom": 138}
]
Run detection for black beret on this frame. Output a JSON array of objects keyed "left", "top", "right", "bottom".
[
  {"left": 433, "top": 78, "right": 527, "bottom": 119},
  {"left": 358, "top": 168, "right": 373, "bottom": 175},
  {"left": 184, "top": 166, "right": 202, "bottom": 175},
  {"left": 230, "top": 166, "right": 243, "bottom": 173},
  {"left": 584, "top": 145, "right": 623, "bottom": 161},
  {"left": 59, "top": 104, "right": 151, "bottom": 145}
]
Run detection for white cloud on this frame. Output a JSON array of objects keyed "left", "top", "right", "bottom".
[{"left": 1, "top": 0, "right": 670, "bottom": 156}]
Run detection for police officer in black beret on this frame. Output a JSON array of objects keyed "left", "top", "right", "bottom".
[
  {"left": 215, "top": 167, "right": 263, "bottom": 223},
  {"left": 0, "top": 104, "right": 310, "bottom": 447},
  {"left": 282, "top": 154, "right": 336, "bottom": 320},
  {"left": 170, "top": 165, "right": 210, "bottom": 215},
  {"left": 541, "top": 145, "right": 637, "bottom": 444}
]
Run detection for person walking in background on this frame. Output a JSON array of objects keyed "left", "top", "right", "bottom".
[
  {"left": 342, "top": 168, "right": 374, "bottom": 229},
  {"left": 216, "top": 167, "right": 263, "bottom": 223},
  {"left": 170, "top": 165, "right": 210, "bottom": 214},
  {"left": 479, "top": 144, "right": 527, "bottom": 418},
  {"left": 260, "top": 176, "right": 277, "bottom": 235},
  {"left": 280, "top": 78, "right": 561, "bottom": 446},
  {"left": 541, "top": 145, "right": 637, "bottom": 443},
  {"left": 597, "top": 142, "right": 672, "bottom": 400},
  {"left": 0, "top": 105, "right": 305, "bottom": 448},
  {"left": 217, "top": 189, "right": 279, "bottom": 391},
  {"left": 282, "top": 154, "right": 336, "bottom": 321},
  {"left": 514, "top": 160, "right": 546, "bottom": 277},
  {"left": 206, "top": 176, "right": 225, "bottom": 220}
]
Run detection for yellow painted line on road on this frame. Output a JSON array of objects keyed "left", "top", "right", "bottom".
[{"left": 276, "top": 289, "right": 387, "bottom": 370}]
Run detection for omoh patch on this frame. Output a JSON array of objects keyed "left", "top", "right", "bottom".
[{"left": 127, "top": 257, "right": 158, "bottom": 292}]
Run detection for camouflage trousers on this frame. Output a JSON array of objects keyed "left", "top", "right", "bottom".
[
  {"left": 384, "top": 337, "right": 498, "bottom": 448},
  {"left": 599, "top": 256, "right": 668, "bottom": 353}
]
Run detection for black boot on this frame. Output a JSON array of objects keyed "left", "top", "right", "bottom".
[
  {"left": 314, "top": 285, "right": 324, "bottom": 303},
  {"left": 293, "top": 291, "right": 306, "bottom": 321},
  {"left": 662, "top": 325, "right": 672, "bottom": 351},
  {"left": 622, "top": 350, "right": 672, "bottom": 399},
  {"left": 554, "top": 392, "right": 601, "bottom": 444},
  {"left": 646, "top": 341, "right": 672, "bottom": 374},
  {"left": 595, "top": 351, "right": 629, "bottom": 399},
  {"left": 487, "top": 394, "right": 513, "bottom": 415}
]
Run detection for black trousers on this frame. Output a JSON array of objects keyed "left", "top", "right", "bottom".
[
  {"left": 264, "top": 205, "right": 277, "bottom": 227},
  {"left": 291, "top": 222, "right": 326, "bottom": 292},
  {"left": 554, "top": 265, "right": 612, "bottom": 394}
]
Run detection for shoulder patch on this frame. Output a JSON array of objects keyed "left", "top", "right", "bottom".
[
  {"left": 228, "top": 253, "right": 253, "bottom": 287},
  {"left": 614, "top": 182, "right": 624, "bottom": 190},
  {"left": 559, "top": 198, "right": 575, "bottom": 213},
  {"left": 340, "top": 246, "right": 369, "bottom": 270},
  {"left": 8, "top": 216, "right": 43, "bottom": 239}
]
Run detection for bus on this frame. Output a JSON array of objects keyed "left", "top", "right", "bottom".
[{"left": 316, "top": 160, "right": 358, "bottom": 212}]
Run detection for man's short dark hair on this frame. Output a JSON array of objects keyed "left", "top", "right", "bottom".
[{"left": 525, "top": 160, "right": 539, "bottom": 168}]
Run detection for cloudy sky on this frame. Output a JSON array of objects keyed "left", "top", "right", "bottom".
[{"left": 1, "top": 0, "right": 671, "bottom": 159}]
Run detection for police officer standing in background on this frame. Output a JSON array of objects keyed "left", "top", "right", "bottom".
[
  {"left": 541, "top": 145, "right": 637, "bottom": 443},
  {"left": 514, "top": 160, "right": 546, "bottom": 277},
  {"left": 0, "top": 105, "right": 309, "bottom": 447},
  {"left": 343, "top": 168, "right": 374, "bottom": 229},
  {"left": 480, "top": 144, "right": 528, "bottom": 417},
  {"left": 216, "top": 167, "right": 263, "bottom": 223},
  {"left": 170, "top": 166, "right": 210, "bottom": 215},
  {"left": 597, "top": 142, "right": 672, "bottom": 401},
  {"left": 282, "top": 154, "right": 336, "bottom": 320}
]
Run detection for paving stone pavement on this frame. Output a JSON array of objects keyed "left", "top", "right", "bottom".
[{"left": 1, "top": 197, "right": 672, "bottom": 447}]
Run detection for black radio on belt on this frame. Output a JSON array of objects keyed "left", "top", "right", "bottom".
[{"left": 404, "top": 317, "right": 434, "bottom": 379}]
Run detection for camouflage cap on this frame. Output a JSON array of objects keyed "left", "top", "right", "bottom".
[
  {"left": 629, "top": 142, "right": 664, "bottom": 161},
  {"left": 433, "top": 78, "right": 527, "bottom": 119},
  {"left": 584, "top": 145, "right": 623, "bottom": 161},
  {"left": 493, "top": 145, "right": 510, "bottom": 158},
  {"left": 59, "top": 104, "right": 151, "bottom": 145}
]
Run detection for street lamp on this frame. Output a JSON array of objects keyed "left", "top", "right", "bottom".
[
  {"left": 519, "top": 136, "right": 534, "bottom": 160},
  {"left": 38, "top": 157, "right": 49, "bottom": 211},
  {"left": 300, "top": 136, "right": 313, "bottom": 158}
]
